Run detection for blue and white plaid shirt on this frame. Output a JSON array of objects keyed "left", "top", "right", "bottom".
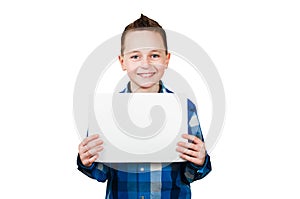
[{"left": 77, "top": 81, "right": 212, "bottom": 199}]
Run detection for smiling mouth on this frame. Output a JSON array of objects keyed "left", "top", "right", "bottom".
[{"left": 137, "top": 72, "right": 156, "bottom": 78}]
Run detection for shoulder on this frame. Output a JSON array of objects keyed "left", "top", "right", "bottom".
[
  {"left": 161, "top": 81, "right": 197, "bottom": 112},
  {"left": 160, "top": 81, "right": 173, "bottom": 93},
  {"left": 119, "top": 88, "right": 126, "bottom": 93},
  {"left": 164, "top": 87, "right": 173, "bottom": 93},
  {"left": 187, "top": 98, "right": 197, "bottom": 112}
]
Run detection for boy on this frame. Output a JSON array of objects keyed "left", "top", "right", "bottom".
[{"left": 77, "top": 14, "right": 211, "bottom": 199}]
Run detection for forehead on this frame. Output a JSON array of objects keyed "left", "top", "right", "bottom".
[{"left": 123, "top": 30, "right": 165, "bottom": 54}]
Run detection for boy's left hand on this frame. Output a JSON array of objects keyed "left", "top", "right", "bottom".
[{"left": 177, "top": 134, "right": 206, "bottom": 166}]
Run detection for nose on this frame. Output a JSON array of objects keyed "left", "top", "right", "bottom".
[{"left": 140, "top": 56, "right": 151, "bottom": 69}]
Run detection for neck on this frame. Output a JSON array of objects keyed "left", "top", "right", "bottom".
[{"left": 130, "top": 82, "right": 160, "bottom": 93}]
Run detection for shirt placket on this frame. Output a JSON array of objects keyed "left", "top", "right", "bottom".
[{"left": 137, "top": 163, "right": 149, "bottom": 199}]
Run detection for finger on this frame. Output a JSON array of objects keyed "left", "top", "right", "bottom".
[
  {"left": 79, "top": 145, "right": 88, "bottom": 157},
  {"left": 79, "top": 138, "right": 103, "bottom": 153},
  {"left": 177, "top": 141, "right": 201, "bottom": 152},
  {"left": 80, "top": 146, "right": 103, "bottom": 164},
  {"left": 85, "top": 139, "right": 103, "bottom": 150},
  {"left": 180, "top": 153, "right": 201, "bottom": 165},
  {"left": 81, "top": 145, "right": 103, "bottom": 160},
  {"left": 176, "top": 146, "right": 199, "bottom": 158},
  {"left": 85, "top": 146, "right": 104, "bottom": 156},
  {"left": 82, "top": 154, "right": 99, "bottom": 166},
  {"left": 89, "top": 154, "right": 99, "bottom": 163},
  {"left": 79, "top": 148, "right": 91, "bottom": 160},
  {"left": 182, "top": 134, "right": 202, "bottom": 144},
  {"left": 79, "top": 144, "right": 92, "bottom": 154},
  {"left": 80, "top": 134, "right": 100, "bottom": 147},
  {"left": 79, "top": 145, "right": 88, "bottom": 154}
]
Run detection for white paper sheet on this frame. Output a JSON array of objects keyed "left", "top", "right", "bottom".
[{"left": 88, "top": 93, "right": 187, "bottom": 162}]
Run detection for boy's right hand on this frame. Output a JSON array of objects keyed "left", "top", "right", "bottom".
[{"left": 78, "top": 134, "right": 104, "bottom": 167}]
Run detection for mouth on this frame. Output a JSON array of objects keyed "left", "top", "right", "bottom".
[{"left": 137, "top": 72, "right": 156, "bottom": 78}]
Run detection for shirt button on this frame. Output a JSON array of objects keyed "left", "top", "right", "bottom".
[{"left": 140, "top": 167, "right": 144, "bottom": 172}]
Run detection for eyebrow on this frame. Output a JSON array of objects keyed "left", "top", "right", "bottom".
[{"left": 127, "top": 50, "right": 140, "bottom": 54}]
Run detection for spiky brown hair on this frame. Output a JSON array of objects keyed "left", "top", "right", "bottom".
[{"left": 120, "top": 14, "right": 168, "bottom": 55}]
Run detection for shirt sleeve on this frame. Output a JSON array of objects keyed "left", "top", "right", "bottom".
[
  {"left": 77, "top": 154, "right": 110, "bottom": 182},
  {"left": 183, "top": 99, "right": 212, "bottom": 183},
  {"left": 184, "top": 154, "right": 212, "bottom": 183}
]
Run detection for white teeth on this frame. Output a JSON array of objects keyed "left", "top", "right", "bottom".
[{"left": 138, "top": 73, "right": 155, "bottom": 78}]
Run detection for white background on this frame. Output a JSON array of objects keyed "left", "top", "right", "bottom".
[{"left": 1, "top": 0, "right": 299, "bottom": 198}]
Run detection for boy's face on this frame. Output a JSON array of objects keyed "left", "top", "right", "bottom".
[{"left": 119, "top": 30, "right": 170, "bottom": 92}]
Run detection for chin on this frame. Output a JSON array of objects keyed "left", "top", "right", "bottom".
[{"left": 139, "top": 82, "right": 156, "bottom": 88}]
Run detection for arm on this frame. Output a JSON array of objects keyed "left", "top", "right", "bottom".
[
  {"left": 77, "top": 134, "right": 109, "bottom": 182},
  {"left": 178, "top": 99, "right": 212, "bottom": 183},
  {"left": 77, "top": 154, "right": 110, "bottom": 182},
  {"left": 184, "top": 153, "right": 212, "bottom": 183}
]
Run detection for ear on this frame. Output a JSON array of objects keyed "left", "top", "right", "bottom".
[
  {"left": 164, "top": 53, "right": 171, "bottom": 69},
  {"left": 118, "top": 55, "right": 127, "bottom": 71}
]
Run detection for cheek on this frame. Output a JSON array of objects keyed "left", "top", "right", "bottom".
[
  {"left": 124, "top": 61, "right": 139, "bottom": 71},
  {"left": 126, "top": 68, "right": 138, "bottom": 78},
  {"left": 126, "top": 67, "right": 138, "bottom": 74},
  {"left": 155, "top": 58, "right": 168, "bottom": 68},
  {"left": 157, "top": 64, "right": 167, "bottom": 71}
]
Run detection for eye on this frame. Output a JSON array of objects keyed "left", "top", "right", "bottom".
[
  {"left": 151, "top": 54, "right": 160, "bottom": 59},
  {"left": 130, "top": 55, "right": 139, "bottom": 59}
]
